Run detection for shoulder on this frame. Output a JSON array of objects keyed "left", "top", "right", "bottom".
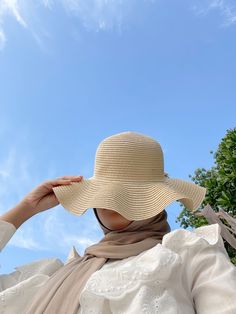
[{"left": 162, "top": 223, "right": 227, "bottom": 255}]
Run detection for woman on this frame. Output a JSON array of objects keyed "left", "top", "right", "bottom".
[{"left": 0, "top": 131, "right": 236, "bottom": 314}]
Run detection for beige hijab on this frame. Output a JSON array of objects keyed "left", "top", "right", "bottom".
[{"left": 25, "top": 208, "right": 171, "bottom": 314}]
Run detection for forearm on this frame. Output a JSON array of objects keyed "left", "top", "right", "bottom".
[{"left": 0, "top": 201, "right": 36, "bottom": 229}]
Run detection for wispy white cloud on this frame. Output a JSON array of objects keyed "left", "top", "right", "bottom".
[
  {"left": 43, "top": 210, "right": 101, "bottom": 256},
  {"left": 61, "top": 0, "right": 134, "bottom": 33},
  {"left": 1, "top": 0, "right": 235, "bottom": 51},
  {"left": 0, "top": 147, "right": 33, "bottom": 206},
  {"left": 0, "top": 0, "right": 27, "bottom": 27},
  {"left": 0, "top": 145, "right": 45, "bottom": 251},
  {"left": 0, "top": 0, "right": 156, "bottom": 51},
  {"left": 0, "top": 28, "right": 6, "bottom": 49},
  {"left": 0, "top": 0, "right": 27, "bottom": 49},
  {"left": 191, "top": 0, "right": 236, "bottom": 27},
  {"left": 9, "top": 225, "right": 45, "bottom": 250}
]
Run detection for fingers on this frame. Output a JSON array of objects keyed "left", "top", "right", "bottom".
[
  {"left": 57, "top": 175, "right": 83, "bottom": 180},
  {"left": 45, "top": 176, "right": 83, "bottom": 187},
  {"left": 52, "top": 179, "right": 73, "bottom": 185}
]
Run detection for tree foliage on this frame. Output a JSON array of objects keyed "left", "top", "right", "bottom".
[{"left": 176, "top": 127, "right": 236, "bottom": 264}]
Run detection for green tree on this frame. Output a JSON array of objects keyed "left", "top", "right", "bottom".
[{"left": 176, "top": 127, "right": 236, "bottom": 265}]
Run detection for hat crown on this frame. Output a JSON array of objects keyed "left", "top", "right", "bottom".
[{"left": 93, "top": 132, "right": 165, "bottom": 182}]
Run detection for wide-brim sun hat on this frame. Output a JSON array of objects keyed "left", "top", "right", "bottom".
[{"left": 52, "top": 131, "right": 207, "bottom": 221}]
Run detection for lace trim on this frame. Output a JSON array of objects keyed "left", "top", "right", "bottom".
[
  {"left": 79, "top": 246, "right": 183, "bottom": 314},
  {"left": 80, "top": 245, "right": 181, "bottom": 300}
]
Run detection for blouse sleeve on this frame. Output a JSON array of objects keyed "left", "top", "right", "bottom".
[
  {"left": 0, "top": 220, "right": 16, "bottom": 252},
  {"left": 190, "top": 225, "right": 236, "bottom": 314},
  {"left": 0, "top": 220, "right": 17, "bottom": 292}
]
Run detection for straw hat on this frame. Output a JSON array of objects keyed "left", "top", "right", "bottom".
[{"left": 52, "top": 131, "right": 207, "bottom": 221}]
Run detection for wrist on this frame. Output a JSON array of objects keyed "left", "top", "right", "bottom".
[
  {"left": 17, "top": 199, "right": 36, "bottom": 214},
  {"left": 0, "top": 200, "right": 37, "bottom": 229}
]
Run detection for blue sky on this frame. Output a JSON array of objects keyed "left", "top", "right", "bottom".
[{"left": 0, "top": 0, "right": 235, "bottom": 274}]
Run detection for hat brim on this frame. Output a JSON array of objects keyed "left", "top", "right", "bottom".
[{"left": 52, "top": 176, "right": 207, "bottom": 221}]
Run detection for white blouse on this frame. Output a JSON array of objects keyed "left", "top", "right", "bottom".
[{"left": 1, "top": 219, "right": 236, "bottom": 314}]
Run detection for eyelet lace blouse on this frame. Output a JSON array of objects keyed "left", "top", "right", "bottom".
[{"left": 1, "top": 219, "right": 236, "bottom": 314}]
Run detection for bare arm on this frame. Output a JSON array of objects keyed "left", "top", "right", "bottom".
[{"left": 0, "top": 201, "right": 36, "bottom": 229}]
